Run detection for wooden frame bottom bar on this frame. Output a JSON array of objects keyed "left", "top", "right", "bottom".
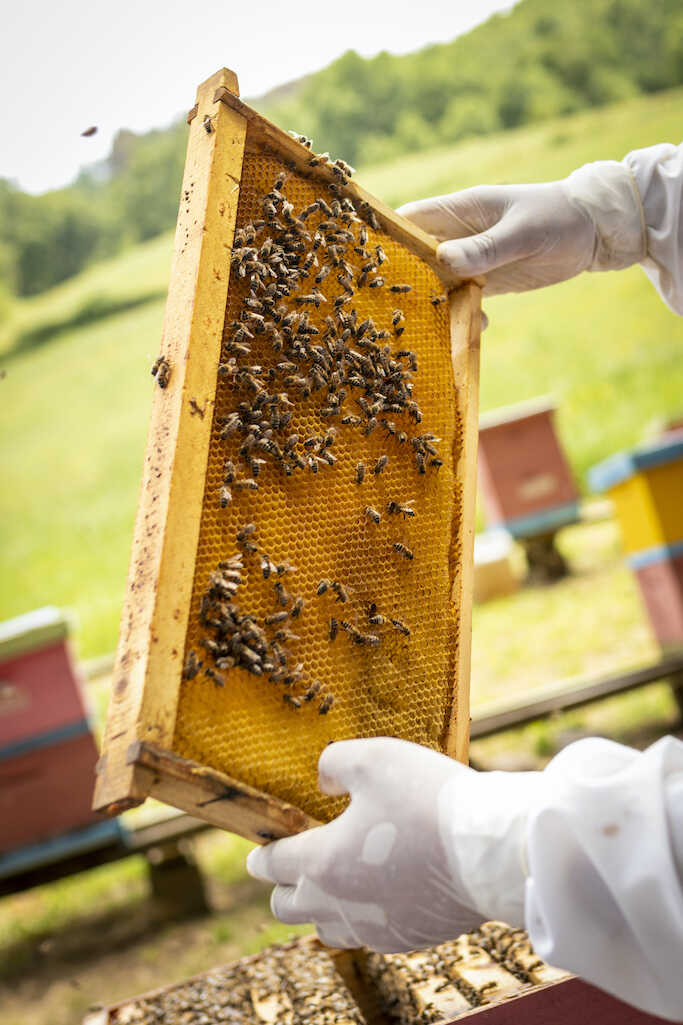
[{"left": 124, "top": 742, "right": 319, "bottom": 843}]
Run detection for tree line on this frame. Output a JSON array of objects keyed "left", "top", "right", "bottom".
[{"left": 1, "top": 0, "right": 681, "bottom": 306}]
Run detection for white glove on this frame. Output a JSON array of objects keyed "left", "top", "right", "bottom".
[
  {"left": 398, "top": 160, "right": 646, "bottom": 296},
  {"left": 246, "top": 737, "right": 547, "bottom": 952}
]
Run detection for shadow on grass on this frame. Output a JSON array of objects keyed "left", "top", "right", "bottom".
[
  {"left": 5, "top": 291, "right": 166, "bottom": 361},
  {"left": 0, "top": 875, "right": 265, "bottom": 983}
]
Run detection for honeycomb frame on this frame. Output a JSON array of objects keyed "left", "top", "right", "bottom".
[{"left": 93, "top": 68, "right": 482, "bottom": 843}]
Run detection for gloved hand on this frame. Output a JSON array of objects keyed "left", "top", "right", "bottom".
[
  {"left": 246, "top": 737, "right": 548, "bottom": 952},
  {"left": 398, "top": 160, "right": 646, "bottom": 296}
]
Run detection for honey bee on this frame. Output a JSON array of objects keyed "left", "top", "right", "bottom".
[
  {"left": 183, "top": 651, "right": 202, "bottom": 680},
  {"left": 372, "top": 455, "right": 388, "bottom": 475},
  {"left": 317, "top": 579, "right": 331, "bottom": 595},
  {"left": 234, "top": 478, "right": 259, "bottom": 491},
  {"left": 204, "top": 666, "right": 226, "bottom": 687},
  {"left": 369, "top": 277, "right": 385, "bottom": 289},
  {"left": 359, "top": 225, "right": 368, "bottom": 247},
  {"left": 329, "top": 617, "right": 338, "bottom": 641},
  {"left": 274, "top": 581, "right": 290, "bottom": 607},
  {"left": 290, "top": 596, "right": 305, "bottom": 618},
  {"left": 236, "top": 523, "right": 256, "bottom": 542},
  {"left": 375, "top": 244, "right": 387, "bottom": 265},
  {"left": 283, "top": 694, "right": 302, "bottom": 709},
  {"left": 219, "top": 487, "right": 232, "bottom": 507},
  {"left": 369, "top": 611, "right": 387, "bottom": 626},
  {"left": 393, "top": 542, "right": 414, "bottom": 560},
  {"left": 365, "top": 506, "right": 381, "bottom": 524},
  {"left": 260, "top": 555, "right": 273, "bottom": 579},
  {"left": 315, "top": 263, "right": 331, "bottom": 283},
  {"left": 318, "top": 695, "right": 334, "bottom": 715},
  {"left": 265, "top": 611, "right": 289, "bottom": 626},
  {"left": 151, "top": 355, "right": 171, "bottom": 389},
  {"left": 332, "top": 581, "right": 349, "bottom": 603},
  {"left": 387, "top": 500, "right": 415, "bottom": 518},
  {"left": 303, "top": 680, "right": 322, "bottom": 702},
  {"left": 390, "top": 284, "right": 412, "bottom": 294},
  {"left": 391, "top": 618, "right": 411, "bottom": 636},
  {"left": 356, "top": 462, "right": 366, "bottom": 485}
]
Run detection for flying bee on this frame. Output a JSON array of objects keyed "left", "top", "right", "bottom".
[
  {"left": 365, "top": 506, "right": 381, "bottom": 524},
  {"left": 373, "top": 455, "right": 388, "bottom": 475},
  {"left": 183, "top": 651, "right": 202, "bottom": 680},
  {"left": 290, "top": 596, "right": 305, "bottom": 618},
  {"left": 151, "top": 355, "right": 171, "bottom": 388},
  {"left": 329, "top": 617, "right": 338, "bottom": 641},
  {"left": 303, "top": 680, "right": 321, "bottom": 702},
  {"left": 390, "top": 283, "right": 412, "bottom": 293},
  {"left": 236, "top": 523, "right": 256, "bottom": 542},
  {"left": 356, "top": 462, "right": 366, "bottom": 485},
  {"left": 393, "top": 542, "right": 414, "bottom": 560},
  {"left": 219, "top": 486, "right": 232, "bottom": 508}
]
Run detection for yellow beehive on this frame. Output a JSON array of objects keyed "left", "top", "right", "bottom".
[{"left": 94, "top": 68, "right": 481, "bottom": 840}]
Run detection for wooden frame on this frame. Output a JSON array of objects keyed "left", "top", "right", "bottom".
[{"left": 93, "top": 67, "right": 481, "bottom": 843}]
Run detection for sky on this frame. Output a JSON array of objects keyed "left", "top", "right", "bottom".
[{"left": 0, "top": 0, "right": 517, "bottom": 195}]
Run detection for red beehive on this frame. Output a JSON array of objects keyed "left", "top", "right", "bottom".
[
  {"left": 478, "top": 397, "right": 579, "bottom": 538},
  {"left": 0, "top": 608, "right": 102, "bottom": 854}
]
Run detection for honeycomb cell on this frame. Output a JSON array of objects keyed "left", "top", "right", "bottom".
[{"left": 172, "top": 134, "right": 464, "bottom": 822}]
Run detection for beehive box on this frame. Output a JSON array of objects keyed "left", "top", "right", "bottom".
[
  {"left": 82, "top": 930, "right": 573, "bottom": 1025},
  {"left": 94, "top": 68, "right": 482, "bottom": 841}
]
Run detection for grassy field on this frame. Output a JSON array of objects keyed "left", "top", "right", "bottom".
[{"left": 1, "top": 86, "right": 682, "bottom": 660}]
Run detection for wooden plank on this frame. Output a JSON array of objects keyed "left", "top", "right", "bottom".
[
  {"left": 93, "top": 68, "right": 247, "bottom": 815},
  {"left": 128, "top": 742, "right": 320, "bottom": 844},
  {"left": 447, "top": 976, "right": 672, "bottom": 1023},
  {"left": 470, "top": 652, "right": 683, "bottom": 740},
  {"left": 445, "top": 282, "right": 482, "bottom": 762},
  {"left": 213, "top": 84, "right": 484, "bottom": 291}
]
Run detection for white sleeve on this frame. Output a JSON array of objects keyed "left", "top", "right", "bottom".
[
  {"left": 624, "top": 143, "right": 683, "bottom": 315},
  {"left": 524, "top": 735, "right": 683, "bottom": 1022}
]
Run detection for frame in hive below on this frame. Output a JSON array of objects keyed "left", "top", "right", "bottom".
[{"left": 93, "top": 67, "right": 482, "bottom": 843}]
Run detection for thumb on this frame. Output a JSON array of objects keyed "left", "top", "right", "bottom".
[{"left": 437, "top": 214, "right": 529, "bottom": 278}]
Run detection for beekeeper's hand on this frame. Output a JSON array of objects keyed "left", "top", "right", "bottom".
[
  {"left": 246, "top": 737, "right": 546, "bottom": 952},
  {"left": 398, "top": 159, "right": 646, "bottom": 296}
]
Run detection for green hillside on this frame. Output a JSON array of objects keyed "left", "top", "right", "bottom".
[{"left": 1, "top": 89, "right": 682, "bottom": 657}]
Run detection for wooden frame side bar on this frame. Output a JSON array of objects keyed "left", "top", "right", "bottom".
[
  {"left": 128, "top": 743, "right": 320, "bottom": 844},
  {"left": 93, "top": 69, "right": 247, "bottom": 814},
  {"left": 445, "top": 282, "right": 482, "bottom": 762}
]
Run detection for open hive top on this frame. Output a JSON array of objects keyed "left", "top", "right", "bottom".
[{"left": 94, "top": 69, "right": 480, "bottom": 838}]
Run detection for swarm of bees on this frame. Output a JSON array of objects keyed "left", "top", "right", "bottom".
[{"left": 179, "top": 136, "right": 449, "bottom": 717}]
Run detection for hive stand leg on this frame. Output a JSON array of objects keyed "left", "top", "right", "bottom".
[
  {"left": 146, "top": 837, "right": 209, "bottom": 917},
  {"left": 522, "top": 531, "right": 569, "bottom": 585}
]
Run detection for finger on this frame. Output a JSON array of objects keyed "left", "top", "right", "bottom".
[
  {"left": 397, "top": 195, "right": 481, "bottom": 242},
  {"left": 318, "top": 737, "right": 401, "bottom": 796},
  {"left": 246, "top": 827, "right": 324, "bottom": 885},
  {"left": 270, "top": 884, "right": 311, "bottom": 925},
  {"left": 316, "top": 921, "right": 360, "bottom": 950},
  {"left": 437, "top": 213, "right": 530, "bottom": 279}
]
